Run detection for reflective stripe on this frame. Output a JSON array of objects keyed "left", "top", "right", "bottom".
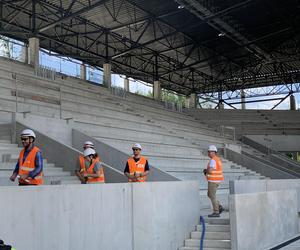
[
  {"left": 20, "top": 166, "right": 34, "bottom": 171},
  {"left": 211, "top": 170, "right": 222, "bottom": 174},
  {"left": 207, "top": 174, "right": 224, "bottom": 178}
]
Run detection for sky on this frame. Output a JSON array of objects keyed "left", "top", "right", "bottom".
[{"left": 0, "top": 36, "right": 298, "bottom": 110}]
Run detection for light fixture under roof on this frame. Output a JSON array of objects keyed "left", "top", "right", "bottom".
[
  {"left": 218, "top": 32, "right": 225, "bottom": 37},
  {"left": 178, "top": 5, "right": 185, "bottom": 9}
]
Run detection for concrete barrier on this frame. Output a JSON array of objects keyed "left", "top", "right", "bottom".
[
  {"left": 0, "top": 181, "right": 200, "bottom": 250},
  {"left": 229, "top": 189, "right": 299, "bottom": 250},
  {"left": 230, "top": 179, "right": 300, "bottom": 213}
]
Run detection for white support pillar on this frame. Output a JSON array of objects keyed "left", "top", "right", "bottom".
[
  {"left": 290, "top": 94, "right": 296, "bottom": 110},
  {"left": 185, "top": 93, "right": 197, "bottom": 108},
  {"left": 219, "top": 101, "right": 224, "bottom": 109},
  {"left": 103, "top": 63, "right": 111, "bottom": 88},
  {"left": 153, "top": 80, "right": 161, "bottom": 101},
  {"left": 80, "top": 64, "right": 86, "bottom": 80},
  {"left": 241, "top": 89, "right": 246, "bottom": 110},
  {"left": 124, "top": 78, "right": 130, "bottom": 92},
  {"left": 28, "top": 37, "right": 39, "bottom": 68}
]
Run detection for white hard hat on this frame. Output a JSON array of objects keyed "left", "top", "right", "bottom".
[
  {"left": 132, "top": 143, "right": 142, "bottom": 150},
  {"left": 83, "top": 141, "right": 94, "bottom": 148},
  {"left": 83, "top": 148, "right": 96, "bottom": 157},
  {"left": 20, "top": 129, "right": 36, "bottom": 139},
  {"left": 208, "top": 145, "right": 218, "bottom": 152}
]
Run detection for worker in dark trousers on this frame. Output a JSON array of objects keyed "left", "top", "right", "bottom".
[{"left": 0, "top": 239, "right": 16, "bottom": 250}]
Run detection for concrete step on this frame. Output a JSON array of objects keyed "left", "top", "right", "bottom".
[
  {"left": 196, "top": 224, "right": 230, "bottom": 232},
  {"left": 191, "top": 231, "right": 230, "bottom": 240},
  {"left": 205, "top": 217, "right": 230, "bottom": 225},
  {"left": 0, "top": 170, "right": 71, "bottom": 177},
  {"left": 0, "top": 162, "right": 55, "bottom": 169},
  {"left": 184, "top": 239, "right": 231, "bottom": 248},
  {"left": 180, "top": 247, "right": 230, "bottom": 250},
  {"left": 0, "top": 175, "right": 80, "bottom": 186}
]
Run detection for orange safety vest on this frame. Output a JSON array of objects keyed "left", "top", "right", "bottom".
[
  {"left": 85, "top": 158, "right": 105, "bottom": 184},
  {"left": 79, "top": 154, "right": 100, "bottom": 172},
  {"left": 127, "top": 156, "right": 147, "bottom": 182},
  {"left": 206, "top": 155, "right": 224, "bottom": 182},
  {"left": 18, "top": 146, "right": 43, "bottom": 185}
]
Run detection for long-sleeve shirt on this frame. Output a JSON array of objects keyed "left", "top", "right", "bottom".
[{"left": 13, "top": 146, "right": 43, "bottom": 178}]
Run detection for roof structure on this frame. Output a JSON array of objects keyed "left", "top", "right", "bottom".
[{"left": 0, "top": 0, "right": 299, "bottom": 95}]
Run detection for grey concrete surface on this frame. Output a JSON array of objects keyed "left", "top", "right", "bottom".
[
  {"left": 0, "top": 181, "right": 200, "bottom": 250},
  {"left": 229, "top": 190, "right": 299, "bottom": 250},
  {"left": 247, "top": 134, "right": 300, "bottom": 152},
  {"left": 16, "top": 112, "right": 73, "bottom": 145},
  {"left": 133, "top": 181, "right": 200, "bottom": 250},
  {"left": 225, "top": 148, "right": 295, "bottom": 179}
]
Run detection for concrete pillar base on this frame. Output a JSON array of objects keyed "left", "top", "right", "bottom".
[
  {"left": 103, "top": 63, "right": 111, "bottom": 88},
  {"left": 124, "top": 78, "right": 130, "bottom": 92},
  {"left": 186, "top": 93, "right": 197, "bottom": 108},
  {"left": 80, "top": 64, "right": 86, "bottom": 80},
  {"left": 28, "top": 37, "right": 39, "bottom": 68},
  {"left": 219, "top": 101, "right": 224, "bottom": 109},
  {"left": 153, "top": 80, "right": 161, "bottom": 101},
  {"left": 241, "top": 89, "right": 246, "bottom": 110},
  {"left": 290, "top": 94, "right": 296, "bottom": 110}
]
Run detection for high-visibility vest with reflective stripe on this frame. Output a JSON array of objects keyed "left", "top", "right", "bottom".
[
  {"left": 79, "top": 154, "right": 100, "bottom": 172},
  {"left": 86, "top": 159, "right": 105, "bottom": 184},
  {"left": 127, "top": 156, "right": 147, "bottom": 182},
  {"left": 206, "top": 156, "right": 224, "bottom": 182},
  {"left": 18, "top": 146, "right": 43, "bottom": 185}
]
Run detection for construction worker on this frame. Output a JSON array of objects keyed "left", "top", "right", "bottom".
[
  {"left": 75, "top": 141, "right": 100, "bottom": 183},
  {"left": 0, "top": 239, "right": 16, "bottom": 250},
  {"left": 9, "top": 129, "right": 43, "bottom": 186},
  {"left": 81, "top": 148, "right": 105, "bottom": 184},
  {"left": 203, "top": 145, "right": 224, "bottom": 217},
  {"left": 124, "top": 143, "right": 150, "bottom": 182}
]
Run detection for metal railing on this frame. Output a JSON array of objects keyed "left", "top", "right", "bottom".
[
  {"left": 110, "top": 86, "right": 126, "bottom": 98},
  {"left": 164, "top": 101, "right": 184, "bottom": 112},
  {"left": 220, "top": 125, "right": 236, "bottom": 141},
  {"left": 34, "top": 65, "right": 56, "bottom": 80}
]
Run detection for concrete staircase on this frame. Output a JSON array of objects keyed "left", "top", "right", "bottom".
[
  {"left": 0, "top": 127, "right": 80, "bottom": 185},
  {"left": 180, "top": 212, "right": 231, "bottom": 250}
]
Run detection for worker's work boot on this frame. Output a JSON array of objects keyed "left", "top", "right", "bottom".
[
  {"left": 219, "top": 205, "right": 224, "bottom": 214},
  {"left": 208, "top": 213, "right": 220, "bottom": 217}
]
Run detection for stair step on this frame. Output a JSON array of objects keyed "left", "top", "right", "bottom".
[
  {"left": 185, "top": 239, "right": 231, "bottom": 248},
  {"left": 204, "top": 218, "right": 230, "bottom": 225},
  {"left": 180, "top": 247, "right": 230, "bottom": 250},
  {"left": 196, "top": 224, "right": 230, "bottom": 232},
  {"left": 191, "top": 231, "right": 230, "bottom": 240}
]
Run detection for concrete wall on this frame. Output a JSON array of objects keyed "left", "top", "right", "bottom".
[
  {"left": 0, "top": 181, "right": 200, "bottom": 250},
  {"left": 16, "top": 112, "right": 73, "bottom": 145},
  {"left": 16, "top": 122, "right": 126, "bottom": 183},
  {"left": 230, "top": 179, "right": 300, "bottom": 228},
  {"left": 230, "top": 179, "right": 300, "bottom": 197},
  {"left": 230, "top": 189, "right": 299, "bottom": 250},
  {"left": 247, "top": 134, "right": 300, "bottom": 152},
  {"left": 72, "top": 129, "right": 178, "bottom": 182}
]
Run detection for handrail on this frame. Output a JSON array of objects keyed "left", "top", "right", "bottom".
[{"left": 199, "top": 215, "right": 206, "bottom": 250}]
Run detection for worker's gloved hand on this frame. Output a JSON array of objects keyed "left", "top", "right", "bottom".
[{"left": 203, "top": 169, "right": 207, "bottom": 175}]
